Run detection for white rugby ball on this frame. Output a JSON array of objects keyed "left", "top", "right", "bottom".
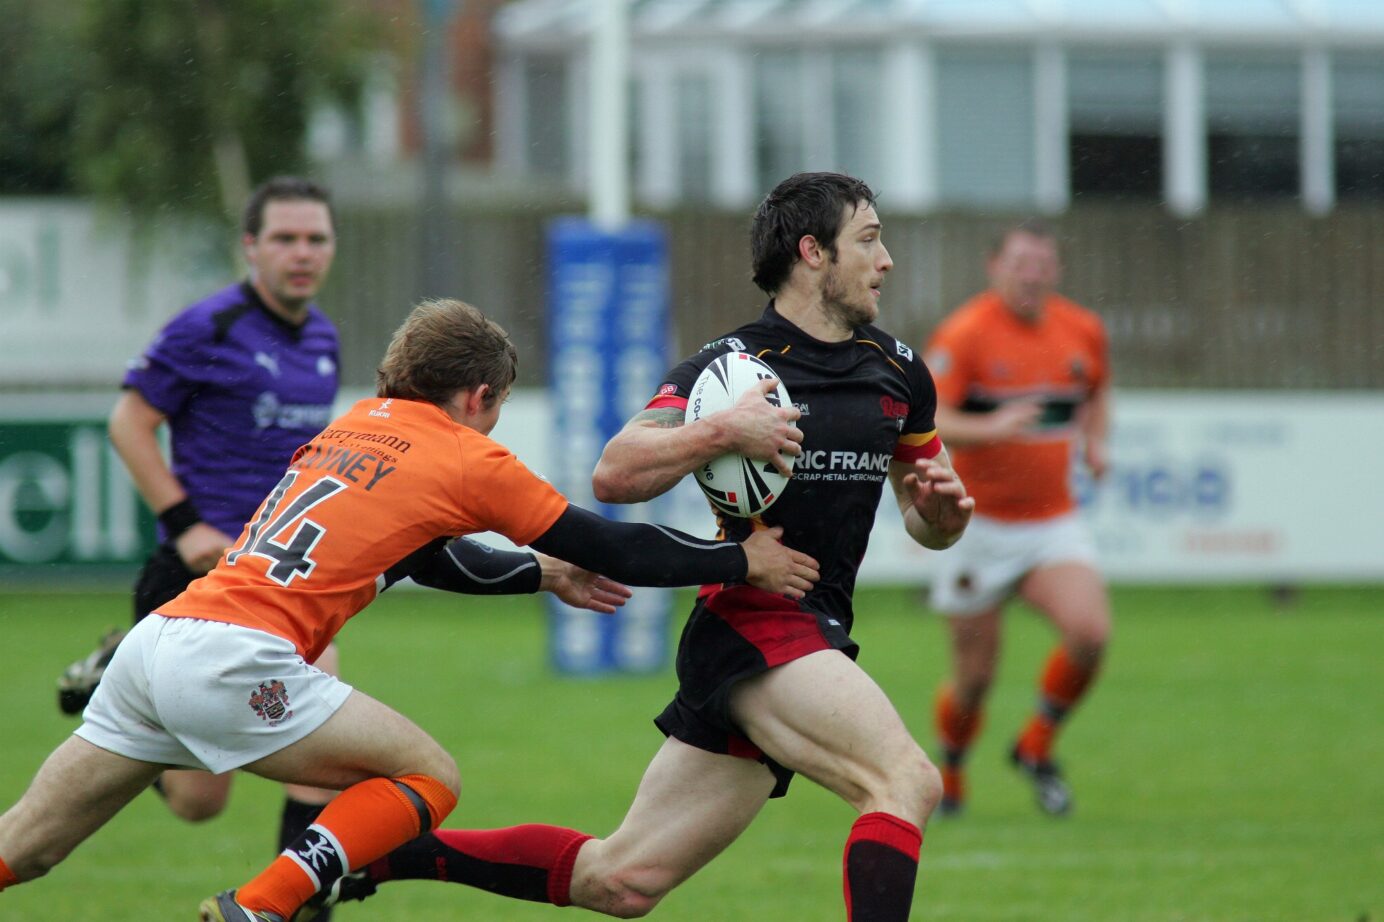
[{"left": 684, "top": 352, "right": 793, "bottom": 518}]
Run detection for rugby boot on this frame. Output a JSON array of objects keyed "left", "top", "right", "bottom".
[
  {"left": 1009, "top": 743, "right": 1072, "bottom": 816},
  {"left": 56, "top": 627, "right": 127, "bottom": 714},
  {"left": 198, "top": 889, "right": 286, "bottom": 922}
]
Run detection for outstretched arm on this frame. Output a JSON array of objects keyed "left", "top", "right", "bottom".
[
  {"left": 384, "top": 536, "right": 632, "bottom": 614},
  {"left": 529, "top": 505, "right": 818, "bottom": 599},
  {"left": 888, "top": 449, "right": 974, "bottom": 550},
  {"left": 592, "top": 379, "right": 803, "bottom": 504}
]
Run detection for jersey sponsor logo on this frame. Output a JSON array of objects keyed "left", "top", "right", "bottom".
[
  {"left": 253, "top": 392, "right": 335, "bottom": 431},
  {"left": 248, "top": 679, "right": 293, "bottom": 725},
  {"left": 795, "top": 449, "right": 892, "bottom": 475},
  {"left": 896, "top": 341, "right": 914, "bottom": 361},
  {"left": 699, "top": 335, "right": 746, "bottom": 353},
  {"left": 794, "top": 401, "right": 810, "bottom": 417},
  {"left": 369, "top": 398, "right": 393, "bottom": 418},
  {"left": 254, "top": 351, "right": 281, "bottom": 377},
  {"left": 658, "top": 383, "right": 678, "bottom": 397}
]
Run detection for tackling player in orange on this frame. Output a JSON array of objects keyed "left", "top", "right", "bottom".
[{"left": 0, "top": 299, "right": 818, "bottom": 922}]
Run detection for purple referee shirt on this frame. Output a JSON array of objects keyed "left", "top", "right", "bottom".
[{"left": 122, "top": 282, "right": 340, "bottom": 542}]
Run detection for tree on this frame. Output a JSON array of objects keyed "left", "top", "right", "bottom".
[
  {"left": 0, "top": 0, "right": 88, "bottom": 194},
  {"left": 0, "top": 0, "right": 385, "bottom": 226}
]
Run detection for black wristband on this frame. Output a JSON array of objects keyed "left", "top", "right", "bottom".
[{"left": 158, "top": 499, "right": 202, "bottom": 540}]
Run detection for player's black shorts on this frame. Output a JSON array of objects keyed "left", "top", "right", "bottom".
[
  {"left": 132, "top": 542, "right": 197, "bottom": 622},
  {"left": 654, "top": 584, "right": 859, "bottom": 798}
]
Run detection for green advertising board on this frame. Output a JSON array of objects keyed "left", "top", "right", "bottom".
[{"left": 0, "top": 399, "right": 155, "bottom": 583}]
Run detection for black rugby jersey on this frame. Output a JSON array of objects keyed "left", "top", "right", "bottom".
[{"left": 648, "top": 302, "right": 942, "bottom": 633}]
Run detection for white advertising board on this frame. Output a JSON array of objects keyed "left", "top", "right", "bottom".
[
  {"left": 485, "top": 388, "right": 1384, "bottom": 585},
  {"left": 0, "top": 201, "right": 225, "bottom": 388}
]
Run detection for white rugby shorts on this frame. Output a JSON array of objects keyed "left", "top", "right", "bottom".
[
  {"left": 75, "top": 614, "right": 353, "bottom": 773},
  {"left": 928, "top": 512, "right": 1098, "bottom": 617}
]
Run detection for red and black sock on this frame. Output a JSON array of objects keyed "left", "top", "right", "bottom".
[
  {"left": 366, "top": 824, "right": 593, "bottom": 906},
  {"left": 843, "top": 812, "right": 922, "bottom": 922}
]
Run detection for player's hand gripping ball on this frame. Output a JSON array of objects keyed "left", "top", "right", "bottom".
[{"left": 684, "top": 352, "right": 794, "bottom": 517}]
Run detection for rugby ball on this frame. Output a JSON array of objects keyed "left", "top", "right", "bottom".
[{"left": 684, "top": 352, "right": 793, "bottom": 517}]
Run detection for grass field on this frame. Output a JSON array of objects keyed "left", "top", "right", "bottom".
[{"left": 1, "top": 585, "right": 1379, "bottom": 921}]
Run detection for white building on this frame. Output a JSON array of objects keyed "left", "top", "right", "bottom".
[{"left": 493, "top": 0, "right": 1384, "bottom": 215}]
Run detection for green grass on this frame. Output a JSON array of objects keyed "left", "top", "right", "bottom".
[{"left": 1, "top": 586, "right": 1380, "bottom": 921}]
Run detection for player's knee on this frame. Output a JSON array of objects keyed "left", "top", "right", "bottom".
[
  {"left": 596, "top": 871, "right": 671, "bottom": 918},
  {"left": 885, "top": 745, "right": 943, "bottom": 824},
  {"left": 955, "top": 670, "right": 995, "bottom": 708},
  {"left": 577, "top": 857, "right": 674, "bottom": 918},
  {"left": 164, "top": 789, "right": 229, "bottom": 823},
  {"left": 1065, "top": 617, "right": 1111, "bottom": 665}
]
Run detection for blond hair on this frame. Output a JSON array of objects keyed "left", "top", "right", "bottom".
[{"left": 375, "top": 299, "right": 518, "bottom": 407}]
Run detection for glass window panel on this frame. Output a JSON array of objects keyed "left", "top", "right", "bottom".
[
  {"left": 1206, "top": 52, "right": 1300, "bottom": 199},
  {"left": 524, "top": 55, "right": 569, "bottom": 179},
  {"left": 1334, "top": 53, "right": 1384, "bottom": 200},
  {"left": 1206, "top": 53, "right": 1299, "bottom": 134},
  {"left": 935, "top": 46, "right": 1035, "bottom": 207},
  {"left": 676, "top": 73, "right": 714, "bottom": 201},
  {"left": 1068, "top": 50, "right": 1162, "bottom": 201},
  {"left": 1068, "top": 51, "right": 1162, "bottom": 133},
  {"left": 832, "top": 48, "right": 884, "bottom": 184},
  {"left": 754, "top": 50, "right": 807, "bottom": 196}
]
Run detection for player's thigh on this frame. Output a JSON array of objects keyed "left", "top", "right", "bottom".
[
  {"left": 284, "top": 641, "right": 345, "bottom": 805},
  {"left": 728, "top": 650, "right": 928, "bottom": 815},
  {"left": 1019, "top": 561, "right": 1110, "bottom": 651},
  {"left": 242, "top": 689, "right": 457, "bottom": 794},
  {"left": 580, "top": 737, "right": 774, "bottom": 894},
  {"left": 0, "top": 736, "right": 162, "bottom": 870}
]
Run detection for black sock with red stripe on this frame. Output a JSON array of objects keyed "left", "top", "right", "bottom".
[
  {"left": 365, "top": 825, "right": 592, "bottom": 905},
  {"left": 843, "top": 812, "right": 922, "bottom": 922}
]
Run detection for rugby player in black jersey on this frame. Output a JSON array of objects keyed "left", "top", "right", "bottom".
[{"left": 311, "top": 172, "right": 973, "bottom": 922}]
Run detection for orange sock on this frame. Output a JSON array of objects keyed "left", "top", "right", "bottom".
[
  {"left": 236, "top": 773, "right": 457, "bottom": 919},
  {"left": 0, "top": 855, "right": 18, "bottom": 891},
  {"left": 1017, "top": 647, "right": 1098, "bottom": 763}
]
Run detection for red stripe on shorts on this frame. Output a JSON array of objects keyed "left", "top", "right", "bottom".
[{"left": 703, "top": 586, "right": 832, "bottom": 669}]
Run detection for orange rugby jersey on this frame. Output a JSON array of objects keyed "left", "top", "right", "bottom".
[
  {"left": 158, "top": 397, "right": 568, "bottom": 661},
  {"left": 925, "top": 290, "right": 1109, "bottom": 522}
]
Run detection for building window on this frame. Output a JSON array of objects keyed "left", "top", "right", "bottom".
[
  {"left": 1205, "top": 52, "right": 1300, "bottom": 199},
  {"left": 1334, "top": 53, "right": 1384, "bottom": 200},
  {"left": 935, "top": 46, "right": 1035, "bottom": 207},
  {"left": 831, "top": 48, "right": 884, "bottom": 185},
  {"left": 754, "top": 50, "right": 806, "bottom": 196},
  {"left": 676, "top": 72, "right": 714, "bottom": 201},
  {"left": 523, "top": 55, "right": 569, "bottom": 179},
  {"left": 1068, "top": 50, "right": 1162, "bottom": 200}
]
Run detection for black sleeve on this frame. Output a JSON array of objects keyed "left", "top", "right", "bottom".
[
  {"left": 381, "top": 536, "right": 542, "bottom": 595},
  {"left": 528, "top": 504, "right": 748, "bottom": 587}
]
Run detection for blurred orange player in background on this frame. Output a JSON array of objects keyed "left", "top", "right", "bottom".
[{"left": 922, "top": 218, "right": 1112, "bottom": 817}]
